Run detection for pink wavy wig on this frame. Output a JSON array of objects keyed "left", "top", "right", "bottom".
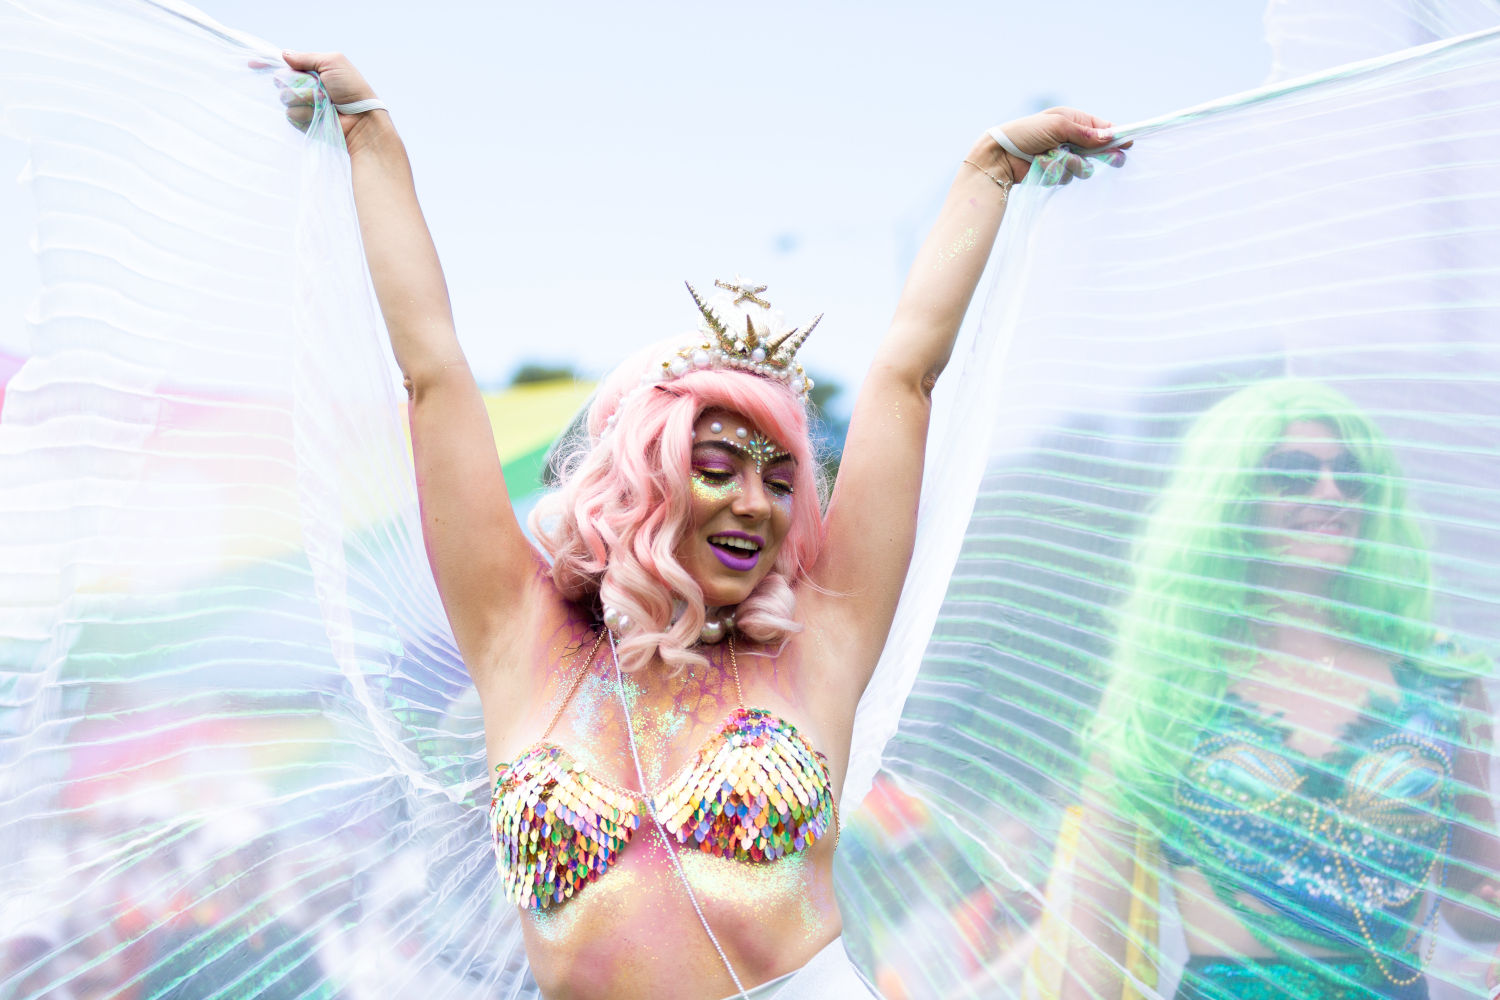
[{"left": 528, "top": 341, "right": 827, "bottom": 674}]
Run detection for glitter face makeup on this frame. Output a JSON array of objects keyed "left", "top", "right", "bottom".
[
  {"left": 690, "top": 471, "right": 739, "bottom": 504},
  {"left": 695, "top": 427, "right": 790, "bottom": 478},
  {"left": 743, "top": 433, "right": 784, "bottom": 476},
  {"left": 678, "top": 408, "right": 794, "bottom": 607}
]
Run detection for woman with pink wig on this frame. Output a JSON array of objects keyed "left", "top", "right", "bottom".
[{"left": 280, "top": 49, "right": 1118, "bottom": 1000}]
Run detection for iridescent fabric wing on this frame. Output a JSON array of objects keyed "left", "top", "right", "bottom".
[
  {"left": 0, "top": 1, "right": 530, "bottom": 997},
  {"left": 840, "top": 25, "right": 1500, "bottom": 1000}
]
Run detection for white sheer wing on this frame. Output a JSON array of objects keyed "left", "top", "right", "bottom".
[
  {"left": 839, "top": 25, "right": 1500, "bottom": 999},
  {"left": 1264, "top": 0, "right": 1500, "bottom": 79},
  {"left": 0, "top": 1, "right": 527, "bottom": 997}
]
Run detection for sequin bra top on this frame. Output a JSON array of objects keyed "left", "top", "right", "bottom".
[
  {"left": 1166, "top": 661, "right": 1465, "bottom": 986},
  {"left": 489, "top": 634, "right": 837, "bottom": 910}
]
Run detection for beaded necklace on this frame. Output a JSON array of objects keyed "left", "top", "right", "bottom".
[{"left": 1173, "top": 671, "right": 1460, "bottom": 988}]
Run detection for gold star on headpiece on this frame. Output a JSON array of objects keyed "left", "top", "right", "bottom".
[
  {"left": 601, "top": 278, "right": 820, "bottom": 438},
  {"left": 715, "top": 277, "right": 771, "bottom": 309},
  {"left": 669, "top": 280, "right": 820, "bottom": 397},
  {"left": 684, "top": 280, "right": 820, "bottom": 377}
]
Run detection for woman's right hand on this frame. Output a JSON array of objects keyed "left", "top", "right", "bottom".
[
  {"left": 264, "top": 49, "right": 535, "bottom": 680},
  {"left": 276, "top": 50, "right": 385, "bottom": 145}
]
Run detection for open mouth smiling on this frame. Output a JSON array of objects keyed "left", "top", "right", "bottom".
[
  {"left": 708, "top": 532, "right": 763, "bottom": 570},
  {"left": 1293, "top": 509, "right": 1353, "bottom": 535}
]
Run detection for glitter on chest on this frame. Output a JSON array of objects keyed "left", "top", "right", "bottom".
[
  {"left": 678, "top": 848, "right": 824, "bottom": 941},
  {"left": 490, "top": 708, "right": 835, "bottom": 911},
  {"left": 564, "top": 672, "right": 690, "bottom": 786}
]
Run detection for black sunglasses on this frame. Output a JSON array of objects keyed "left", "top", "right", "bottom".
[{"left": 1259, "top": 449, "right": 1369, "bottom": 499}]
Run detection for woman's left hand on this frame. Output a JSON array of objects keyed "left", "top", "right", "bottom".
[{"left": 986, "top": 106, "right": 1128, "bottom": 185}]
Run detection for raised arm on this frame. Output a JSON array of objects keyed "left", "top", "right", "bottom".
[
  {"left": 281, "top": 53, "right": 537, "bottom": 679},
  {"left": 807, "top": 109, "right": 1118, "bottom": 692}
]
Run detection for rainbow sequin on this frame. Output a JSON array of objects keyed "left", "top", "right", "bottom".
[
  {"left": 490, "top": 709, "right": 834, "bottom": 911},
  {"left": 656, "top": 708, "right": 834, "bottom": 861},
  {"left": 490, "top": 745, "right": 643, "bottom": 910}
]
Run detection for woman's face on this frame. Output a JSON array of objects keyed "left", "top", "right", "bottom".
[
  {"left": 1254, "top": 420, "right": 1366, "bottom": 570},
  {"left": 676, "top": 407, "right": 796, "bottom": 607}
]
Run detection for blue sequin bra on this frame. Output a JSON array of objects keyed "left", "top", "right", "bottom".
[{"left": 1167, "top": 662, "right": 1465, "bottom": 990}]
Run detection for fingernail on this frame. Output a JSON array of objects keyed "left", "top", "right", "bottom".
[{"left": 1096, "top": 127, "right": 1114, "bottom": 140}]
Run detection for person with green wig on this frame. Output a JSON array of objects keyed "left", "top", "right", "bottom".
[{"left": 1052, "top": 379, "right": 1500, "bottom": 999}]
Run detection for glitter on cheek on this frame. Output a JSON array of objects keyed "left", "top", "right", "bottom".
[
  {"left": 933, "top": 225, "right": 978, "bottom": 271},
  {"left": 691, "top": 473, "right": 739, "bottom": 504}
]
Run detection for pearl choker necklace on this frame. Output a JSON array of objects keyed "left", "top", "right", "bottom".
[{"left": 601, "top": 604, "right": 735, "bottom": 645}]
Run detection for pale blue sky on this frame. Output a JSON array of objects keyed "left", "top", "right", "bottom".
[{"left": 4, "top": 1, "right": 1273, "bottom": 409}]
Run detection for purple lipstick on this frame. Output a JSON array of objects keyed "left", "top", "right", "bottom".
[{"left": 708, "top": 531, "right": 763, "bottom": 572}]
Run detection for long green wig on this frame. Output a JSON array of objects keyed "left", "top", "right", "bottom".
[{"left": 1092, "top": 378, "right": 1458, "bottom": 833}]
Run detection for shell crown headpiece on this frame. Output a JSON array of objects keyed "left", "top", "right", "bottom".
[
  {"left": 600, "top": 278, "right": 821, "bottom": 437},
  {"left": 659, "top": 278, "right": 820, "bottom": 398}
]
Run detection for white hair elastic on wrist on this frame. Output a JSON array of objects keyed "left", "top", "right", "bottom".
[
  {"left": 986, "top": 125, "right": 1034, "bottom": 163},
  {"left": 334, "top": 98, "right": 387, "bottom": 115},
  {"left": 608, "top": 629, "right": 751, "bottom": 1000}
]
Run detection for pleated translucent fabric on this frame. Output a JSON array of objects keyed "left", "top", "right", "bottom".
[
  {"left": 6, "top": 2, "right": 1500, "bottom": 1000},
  {"left": 0, "top": 2, "right": 528, "bottom": 997},
  {"left": 842, "top": 17, "right": 1500, "bottom": 1000}
]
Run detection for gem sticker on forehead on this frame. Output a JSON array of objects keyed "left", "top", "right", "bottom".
[
  {"left": 694, "top": 416, "right": 791, "bottom": 475},
  {"left": 743, "top": 432, "right": 787, "bottom": 475}
]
